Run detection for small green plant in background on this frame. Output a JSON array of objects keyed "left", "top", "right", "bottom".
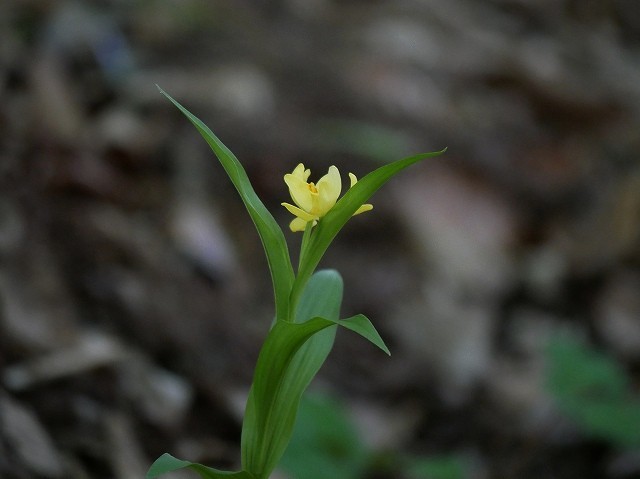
[
  {"left": 546, "top": 336, "right": 640, "bottom": 448},
  {"left": 281, "top": 392, "right": 468, "bottom": 479},
  {"left": 146, "top": 87, "right": 445, "bottom": 479},
  {"left": 279, "top": 393, "right": 369, "bottom": 479},
  {"left": 405, "top": 455, "right": 467, "bottom": 479}
]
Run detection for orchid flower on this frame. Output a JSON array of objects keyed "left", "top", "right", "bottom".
[{"left": 281, "top": 163, "right": 373, "bottom": 232}]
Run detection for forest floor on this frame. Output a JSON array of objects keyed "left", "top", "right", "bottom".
[{"left": 2, "top": 1, "right": 640, "bottom": 478}]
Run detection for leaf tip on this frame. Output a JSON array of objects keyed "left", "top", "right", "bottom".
[{"left": 156, "top": 85, "right": 171, "bottom": 100}]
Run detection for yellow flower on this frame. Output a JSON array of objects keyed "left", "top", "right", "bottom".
[{"left": 281, "top": 163, "right": 373, "bottom": 232}]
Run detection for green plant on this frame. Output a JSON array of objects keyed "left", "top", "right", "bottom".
[
  {"left": 279, "top": 393, "right": 369, "bottom": 479},
  {"left": 404, "top": 455, "right": 467, "bottom": 479},
  {"left": 146, "top": 87, "right": 445, "bottom": 479},
  {"left": 280, "top": 392, "right": 468, "bottom": 479},
  {"left": 546, "top": 335, "right": 640, "bottom": 447}
]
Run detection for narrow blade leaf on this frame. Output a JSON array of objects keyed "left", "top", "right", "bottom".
[{"left": 158, "top": 87, "right": 294, "bottom": 321}]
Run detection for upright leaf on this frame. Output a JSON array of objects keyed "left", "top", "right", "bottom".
[
  {"left": 283, "top": 269, "right": 343, "bottom": 417},
  {"left": 241, "top": 270, "right": 344, "bottom": 478},
  {"left": 241, "top": 318, "right": 340, "bottom": 477},
  {"left": 158, "top": 87, "right": 294, "bottom": 321}
]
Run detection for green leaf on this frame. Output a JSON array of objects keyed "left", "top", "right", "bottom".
[
  {"left": 291, "top": 149, "right": 446, "bottom": 309},
  {"left": 242, "top": 313, "right": 389, "bottom": 477},
  {"left": 406, "top": 455, "right": 467, "bottom": 479},
  {"left": 546, "top": 336, "right": 640, "bottom": 447},
  {"left": 146, "top": 453, "right": 252, "bottom": 479},
  {"left": 158, "top": 86, "right": 294, "bottom": 322},
  {"left": 336, "top": 313, "right": 390, "bottom": 356},
  {"left": 293, "top": 269, "right": 343, "bottom": 324},
  {"left": 241, "top": 270, "right": 344, "bottom": 478},
  {"left": 311, "top": 118, "right": 413, "bottom": 163},
  {"left": 282, "top": 269, "right": 343, "bottom": 414},
  {"left": 547, "top": 336, "right": 628, "bottom": 400},
  {"left": 242, "top": 319, "right": 338, "bottom": 477},
  {"left": 280, "top": 393, "right": 370, "bottom": 479}
]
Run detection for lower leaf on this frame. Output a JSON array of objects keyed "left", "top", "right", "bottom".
[
  {"left": 241, "top": 302, "right": 389, "bottom": 478},
  {"left": 146, "top": 453, "right": 252, "bottom": 479},
  {"left": 241, "top": 270, "right": 344, "bottom": 478}
]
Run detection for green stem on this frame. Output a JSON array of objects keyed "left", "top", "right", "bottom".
[
  {"left": 297, "top": 222, "right": 313, "bottom": 273},
  {"left": 290, "top": 222, "right": 315, "bottom": 322}
]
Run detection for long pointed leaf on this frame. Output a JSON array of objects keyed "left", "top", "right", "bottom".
[
  {"left": 263, "top": 270, "right": 342, "bottom": 464},
  {"left": 158, "top": 87, "right": 294, "bottom": 321},
  {"left": 146, "top": 453, "right": 252, "bottom": 479},
  {"left": 290, "top": 149, "right": 446, "bottom": 308},
  {"left": 241, "top": 317, "right": 339, "bottom": 478},
  {"left": 241, "top": 270, "right": 343, "bottom": 478},
  {"left": 283, "top": 269, "right": 343, "bottom": 409}
]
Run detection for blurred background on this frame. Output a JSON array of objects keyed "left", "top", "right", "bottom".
[{"left": 2, "top": 1, "right": 640, "bottom": 478}]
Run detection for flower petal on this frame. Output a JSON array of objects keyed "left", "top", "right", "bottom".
[
  {"left": 284, "top": 174, "right": 313, "bottom": 212},
  {"left": 289, "top": 217, "right": 309, "bottom": 232},
  {"left": 291, "top": 163, "right": 310, "bottom": 182},
  {"left": 348, "top": 172, "right": 358, "bottom": 188},
  {"left": 353, "top": 203, "right": 373, "bottom": 216},
  {"left": 281, "top": 202, "right": 317, "bottom": 222},
  {"left": 316, "top": 166, "right": 341, "bottom": 215}
]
